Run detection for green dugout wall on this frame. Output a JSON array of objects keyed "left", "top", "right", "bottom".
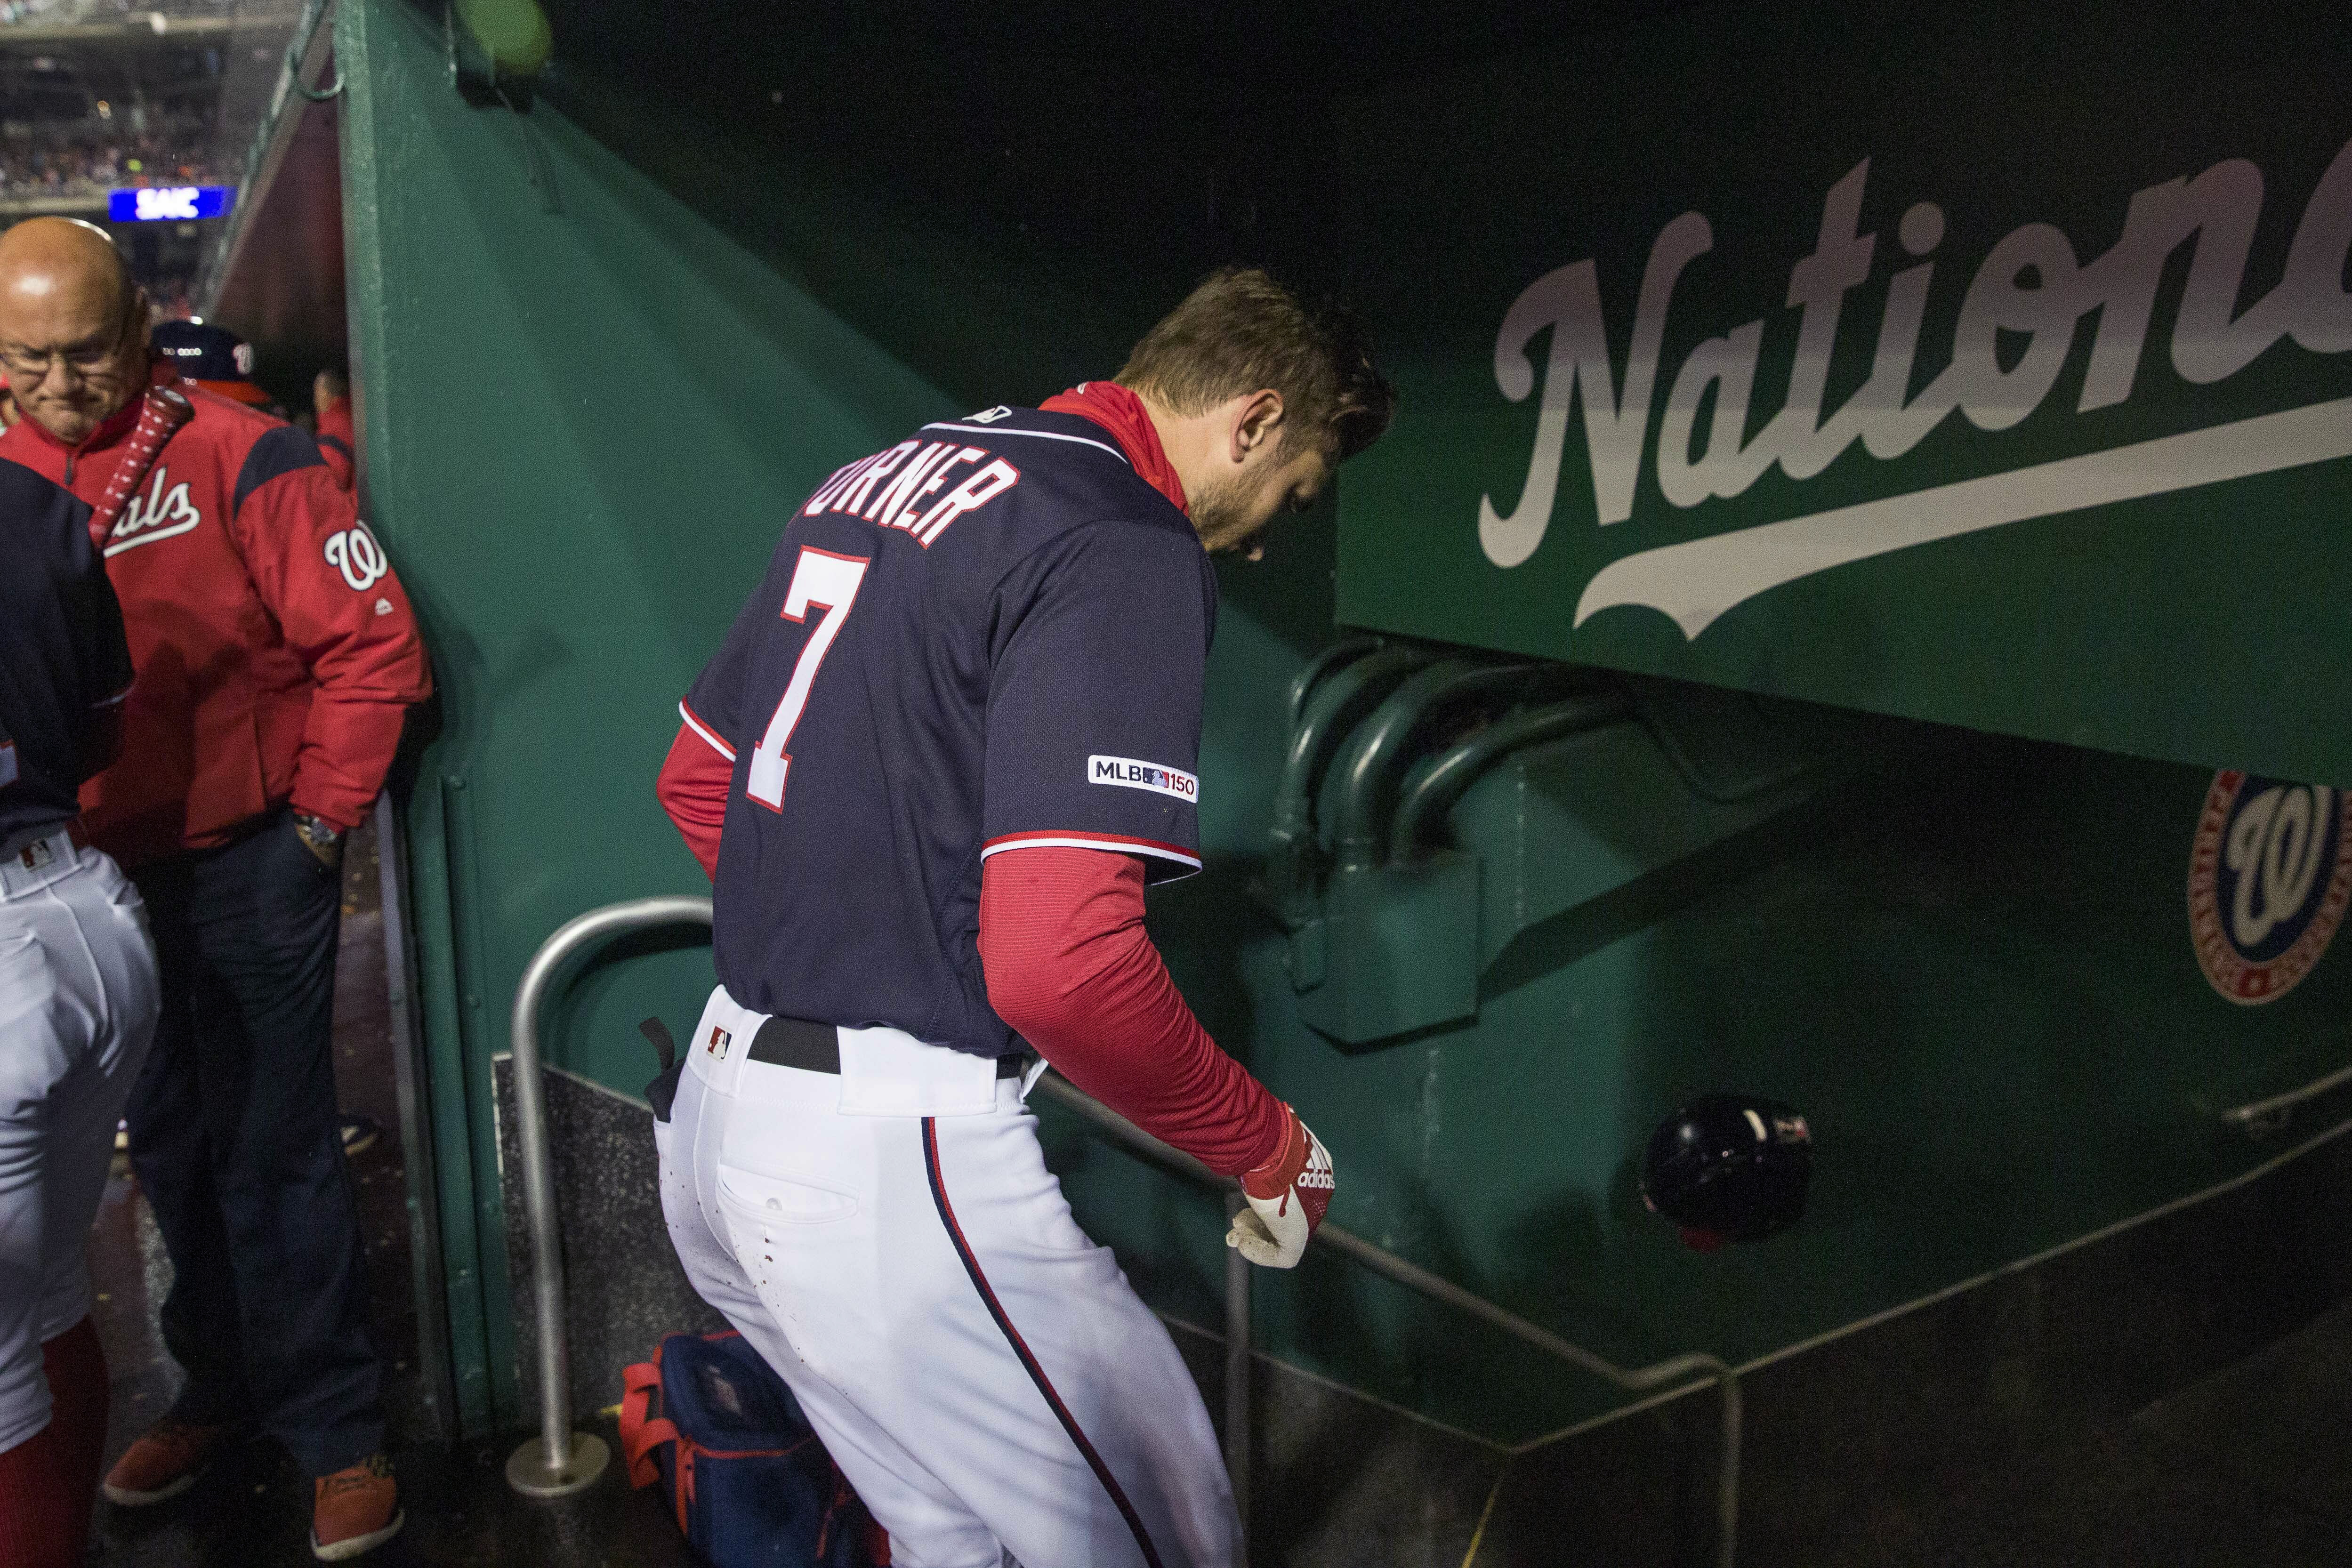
[{"left": 216, "top": 0, "right": 2352, "bottom": 1481}]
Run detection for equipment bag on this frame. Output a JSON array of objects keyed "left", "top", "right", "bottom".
[{"left": 619, "top": 1330, "right": 888, "bottom": 1567}]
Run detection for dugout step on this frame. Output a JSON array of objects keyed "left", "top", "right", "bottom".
[{"left": 2135, "top": 1294, "right": 2352, "bottom": 1523}]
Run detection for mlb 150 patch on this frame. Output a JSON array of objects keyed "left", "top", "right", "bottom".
[
  {"left": 1087, "top": 755, "right": 1199, "bottom": 803},
  {"left": 2188, "top": 772, "right": 2352, "bottom": 1005}
]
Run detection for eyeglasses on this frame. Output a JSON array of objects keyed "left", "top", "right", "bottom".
[{"left": 0, "top": 309, "right": 132, "bottom": 384}]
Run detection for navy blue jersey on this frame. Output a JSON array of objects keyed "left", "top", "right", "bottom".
[
  {"left": 0, "top": 457, "right": 135, "bottom": 855},
  {"left": 685, "top": 407, "right": 1216, "bottom": 1056}
]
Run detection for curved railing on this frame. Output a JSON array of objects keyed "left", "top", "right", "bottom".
[{"left": 502, "top": 895, "right": 714, "bottom": 1496}]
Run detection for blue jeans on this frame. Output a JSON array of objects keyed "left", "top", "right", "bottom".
[{"left": 123, "top": 812, "right": 383, "bottom": 1477}]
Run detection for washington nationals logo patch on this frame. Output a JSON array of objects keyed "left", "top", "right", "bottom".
[
  {"left": 2187, "top": 771, "right": 2352, "bottom": 1005},
  {"left": 324, "top": 522, "right": 389, "bottom": 591}
]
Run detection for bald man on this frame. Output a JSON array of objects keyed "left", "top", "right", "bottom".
[{"left": 0, "top": 219, "right": 430, "bottom": 1560}]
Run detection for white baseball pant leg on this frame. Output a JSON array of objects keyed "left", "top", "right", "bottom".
[
  {"left": 659, "top": 984, "right": 1239, "bottom": 1568},
  {"left": 0, "top": 836, "right": 161, "bottom": 1453}
]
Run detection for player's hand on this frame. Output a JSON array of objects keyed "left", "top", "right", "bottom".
[{"left": 1225, "top": 1104, "right": 1333, "bottom": 1269}]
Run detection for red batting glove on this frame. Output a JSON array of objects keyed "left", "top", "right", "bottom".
[{"left": 1225, "top": 1104, "right": 1333, "bottom": 1269}]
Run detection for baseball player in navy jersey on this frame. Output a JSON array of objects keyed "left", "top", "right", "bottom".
[
  {"left": 655, "top": 268, "right": 1393, "bottom": 1567},
  {"left": 0, "top": 430, "right": 161, "bottom": 1567}
]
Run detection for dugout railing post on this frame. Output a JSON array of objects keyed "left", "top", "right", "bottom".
[{"left": 503, "top": 896, "right": 716, "bottom": 1496}]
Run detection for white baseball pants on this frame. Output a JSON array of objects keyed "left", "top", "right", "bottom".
[
  {"left": 659, "top": 984, "right": 1240, "bottom": 1568},
  {"left": 0, "top": 834, "right": 160, "bottom": 1453}
]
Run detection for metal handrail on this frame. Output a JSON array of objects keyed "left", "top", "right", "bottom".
[
  {"left": 1032, "top": 1074, "right": 1743, "bottom": 1568},
  {"left": 503, "top": 895, "right": 714, "bottom": 1496},
  {"left": 2220, "top": 1060, "right": 2352, "bottom": 1134},
  {"left": 504, "top": 896, "right": 1740, "bottom": 1565}
]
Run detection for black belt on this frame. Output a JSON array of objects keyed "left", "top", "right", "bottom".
[{"left": 749, "top": 1015, "right": 1026, "bottom": 1079}]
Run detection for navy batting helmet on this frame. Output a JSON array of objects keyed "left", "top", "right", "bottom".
[
  {"left": 1641, "top": 1094, "right": 1812, "bottom": 1249},
  {"left": 151, "top": 321, "right": 268, "bottom": 403}
]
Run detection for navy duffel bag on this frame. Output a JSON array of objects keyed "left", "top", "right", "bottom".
[{"left": 620, "top": 1330, "right": 887, "bottom": 1567}]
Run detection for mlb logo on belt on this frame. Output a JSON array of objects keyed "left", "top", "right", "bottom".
[
  {"left": 19, "top": 837, "right": 54, "bottom": 873},
  {"left": 707, "top": 1026, "right": 732, "bottom": 1059}
]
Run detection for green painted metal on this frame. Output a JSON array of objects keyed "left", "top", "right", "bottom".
[
  {"left": 1290, "top": 851, "right": 1483, "bottom": 1045},
  {"left": 320, "top": 0, "right": 2352, "bottom": 1454},
  {"left": 1334, "top": 0, "right": 2352, "bottom": 788},
  {"left": 1233, "top": 696, "right": 2352, "bottom": 1440}
]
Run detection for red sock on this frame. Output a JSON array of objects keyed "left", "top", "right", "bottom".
[
  {"left": 0, "top": 1318, "right": 110, "bottom": 1568},
  {"left": 42, "top": 1318, "right": 108, "bottom": 1545},
  {"left": 0, "top": 1425, "right": 74, "bottom": 1568}
]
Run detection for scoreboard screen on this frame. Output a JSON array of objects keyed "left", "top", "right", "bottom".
[{"left": 108, "top": 185, "right": 237, "bottom": 223}]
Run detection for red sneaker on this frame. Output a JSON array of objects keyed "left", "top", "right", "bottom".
[
  {"left": 311, "top": 1452, "right": 403, "bottom": 1560},
  {"left": 101, "top": 1419, "right": 234, "bottom": 1506}
]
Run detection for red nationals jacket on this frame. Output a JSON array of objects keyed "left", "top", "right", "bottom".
[
  {"left": 316, "top": 394, "right": 355, "bottom": 489},
  {"left": 0, "top": 372, "right": 431, "bottom": 866}
]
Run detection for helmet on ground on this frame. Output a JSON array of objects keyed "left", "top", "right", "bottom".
[{"left": 1640, "top": 1093, "right": 1812, "bottom": 1249}]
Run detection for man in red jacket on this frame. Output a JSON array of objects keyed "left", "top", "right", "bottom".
[{"left": 0, "top": 218, "right": 429, "bottom": 1561}]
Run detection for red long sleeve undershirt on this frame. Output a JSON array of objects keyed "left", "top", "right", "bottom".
[
  {"left": 980, "top": 844, "right": 1286, "bottom": 1177},
  {"left": 653, "top": 718, "right": 1284, "bottom": 1175},
  {"left": 656, "top": 715, "right": 730, "bottom": 879}
]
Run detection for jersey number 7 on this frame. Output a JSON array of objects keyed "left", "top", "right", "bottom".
[{"left": 746, "top": 547, "right": 870, "bottom": 812}]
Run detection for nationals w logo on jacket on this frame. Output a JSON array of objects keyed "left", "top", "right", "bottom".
[{"left": 324, "top": 523, "right": 389, "bottom": 591}]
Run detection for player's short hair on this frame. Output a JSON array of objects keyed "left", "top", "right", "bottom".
[{"left": 1117, "top": 267, "right": 1394, "bottom": 464}]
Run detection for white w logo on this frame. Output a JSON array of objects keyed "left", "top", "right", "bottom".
[
  {"left": 324, "top": 523, "right": 389, "bottom": 591},
  {"left": 2227, "top": 786, "right": 2335, "bottom": 949}
]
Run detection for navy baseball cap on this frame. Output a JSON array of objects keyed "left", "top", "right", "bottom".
[{"left": 151, "top": 319, "right": 269, "bottom": 403}]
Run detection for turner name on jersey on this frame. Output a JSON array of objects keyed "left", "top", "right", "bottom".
[{"left": 800, "top": 435, "right": 1022, "bottom": 547}]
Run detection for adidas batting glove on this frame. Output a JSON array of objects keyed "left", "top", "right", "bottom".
[{"left": 1226, "top": 1104, "right": 1333, "bottom": 1269}]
